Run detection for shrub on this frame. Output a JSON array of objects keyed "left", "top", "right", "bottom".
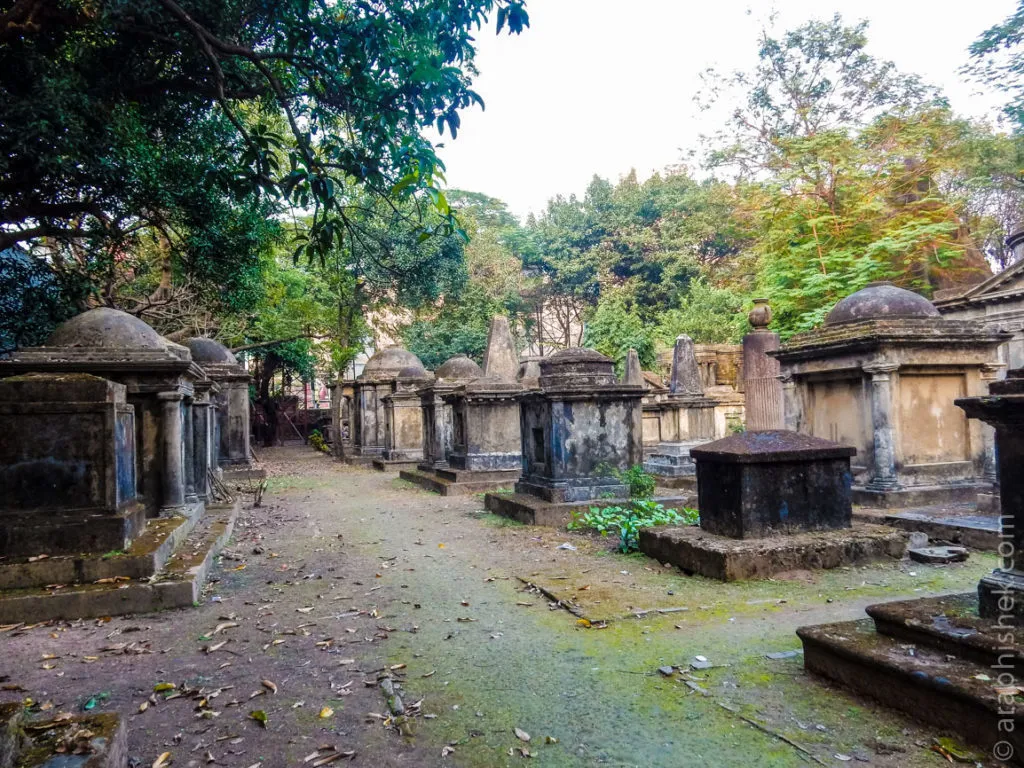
[
  {"left": 619, "top": 464, "right": 655, "bottom": 500},
  {"left": 568, "top": 499, "right": 698, "bottom": 553},
  {"left": 308, "top": 429, "right": 329, "bottom": 453}
]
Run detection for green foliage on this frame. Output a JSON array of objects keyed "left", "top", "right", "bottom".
[
  {"left": 0, "top": 0, "right": 528, "bottom": 310},
  {"left": 969, "top": 2, "right": 1024, "bottom": 130},
  {"left": 308, "top": 430, "right": 329, "bottom": 454},
  {"left": 656, "top": 279, "right": 747, "bottom": 344},
  {"left": 568, "top": 501, "right": 697, "bottom": 553},
  {"left": 618, "top": 465, "right": 656, "bottom": 501},
  {"left": 582, "top": 292, "right": 657, "bottom": 373},
  {"left": 0, "top": 247, "right": 82, "bottom": 354},
  {"left": 403, "top": 284, "right": 507, "bottom": 369}
]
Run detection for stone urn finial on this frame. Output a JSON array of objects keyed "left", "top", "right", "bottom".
[{"left": 748, "top": 299, "right": 772, "bottom": 330}]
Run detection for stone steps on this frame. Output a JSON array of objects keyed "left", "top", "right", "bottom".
[
  {"left": 866, "top": 594, "right": 1024, "bottom": 674},
  {"left": 435, "top": 467, "right": 519, "bottom": 484},
  {"left": 798, "top": 611, "right": 1024, "bottom": 765},
  {"left": 0, "top": 501, "right": 237, "bottom": 623},
  {"left": 0, "top": 503, "right": 205, "bottom": 590},
  {"left": 398, "top": 469, "right": 516, "bottom": 497},
  {"left": 485, "top": 492, "right": 693, "bottom": 528}
]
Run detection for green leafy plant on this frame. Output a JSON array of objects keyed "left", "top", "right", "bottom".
[
  {"left": 568, "top": 500, "right": 698, "bottom": 553},
  {"left": 618, "top": 465, "right": 656, "bottom": 500},
  {"left": 308, "top": 429, "right": 329, "bottom": 454}
]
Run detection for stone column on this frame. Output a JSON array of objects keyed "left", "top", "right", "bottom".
[
  {"left": 183, "top": 399, "right": 197, "bottom": 503},
  {"left": 863, "top": 364, "right": 900, "bottom": 491},
  {"left": 981, "top": 363, "right": 1004, "bottom": 485},
  {"left": 742, "top": 300, "right": 784, "bottom": 430},
  {"left": 157, "top": 391, "right": 186, "bottom": 511},
  {"left": 780, "top": 372, "right": 799, "bottom": 433},
  {"left": 957, "top": 368, "right": 1024, "bottom": 621}
]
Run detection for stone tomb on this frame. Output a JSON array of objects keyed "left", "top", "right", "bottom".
[
  {"left": 401, "top": 317, "right": 523, "bottom": 495},
  {"left": 793, "top": 367, "right": 1024, "bottom": 764},
  {"left": 0, "top": 373, "right": 236, "bottom": 622},
  {"left": 1, "top": 308, "right": 218, "bottom": 516},
  {"left": 775, "top": 282, "right": 1008, "bottom": 508},
  {"left": 643, "top": 335, "right": 717, "bottom": 488},
  {"left": 485, "top": 347, "right": 689, "bottom": 526},
  {"left": 186, "top": 337, "right": 263, "bottom": 482},
  {"left": 349, "top": 346, "right": 429, "bottom": 466},
  {"left": 372, "top": 365, "right": 434, "bottom": 471},
  {"left": 639, "top": 430, "right": 905, "bottom": 580},
  {"left": 0, "top": 310, "right": 238, "bottom": 621}
]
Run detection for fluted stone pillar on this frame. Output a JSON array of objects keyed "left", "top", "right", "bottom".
[
  {"left": 193, "top": 399, "right": 214, "bottom": 500},
  {"left": 157, "top": 391, "right": 186, "bottom": 511},
  {"left": 742, "top": 300, "right": 784, "bottom": 430},
  {"left": 864, "top": 364, "right": 899, "bottom": 491}
]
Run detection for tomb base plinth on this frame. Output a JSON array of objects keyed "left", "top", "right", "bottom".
[
  {"left": 0, "top": 704, "right": 127, "bottom": 768},
  {"left": 979, "top": 569, "right": 1024, "bottom": 622},
  {"left": 0, "top": 503, "right": 148, "bottom": 558},
  {"left": 638, "top": 522, "right": 905, "bottom": 581},
  {"left": 372, "top": 457, "right": 422, "bottom": 472},
  {"left": 400, "top": 467, "right": 519, "bottom": 496},
  {"left": 0, "top": 499, "right": 238, "bottom": 623},
  {"left": 798, "top": 593, "right": 1024, "bottom": 766},
  {"left": 644, "top": 440, "right": 702, "bottom": 478},
  {"left": 852, "top": 481, "right": 992, "bottom": 508},
  {"left": 484, "top": 491, "right": 693, "bottom": 528}
]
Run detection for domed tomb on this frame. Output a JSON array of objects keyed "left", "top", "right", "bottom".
[
  {"left": 0, "top": 308, "right": 218, "bottom": 516},
  {"left": 351, "top": 347, "right": 431, "bottom": 461},
  {"left": 825, "top": 282, "right": 940, "bottom": 326},
  {"left": 185, "top": 338, "right": 252, "bottom": 472},
  {"left": 360, "top": 346, "right": 426, "bottom": 379},
  {"left": 776, "top": 280, "right": 1010, "bottom": 508},
  {"left": 186, "top": 337, "right": 239, "bottom": 366},
  {"left": 434, "top": 354, "right": 483, "bottom": 383},
  {"left": 46, "top": 307, "right": 172, "bottom": 351}
]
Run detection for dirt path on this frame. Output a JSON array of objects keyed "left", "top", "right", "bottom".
[{"left": 0, "top": 446, "right": 1004, "bottom": 767}]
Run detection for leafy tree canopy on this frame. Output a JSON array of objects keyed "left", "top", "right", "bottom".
[{"left": 0, "top": 0, "right": 528, "bottom": 309}]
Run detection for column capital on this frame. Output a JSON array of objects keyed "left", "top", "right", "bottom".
[
  {"left": 157, "top": 391, "right": 185, "bottom": 402},
  {"left": 981, "top": 361, "right": 1008, "bottom": 381},
  {"left": 863, "top": 363, "right": 900, "bottom": 377}
]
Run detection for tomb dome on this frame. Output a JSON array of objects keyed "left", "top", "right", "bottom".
[
  {"left": 434, "top": 354, "right": 483, "bottom": 382},
  {"left": 186, "top": 337, "right": 239, "bottom": 365},
  {"left": 825, "top": 282, "right": 939, "bottom": 326},
  {"left": 397, "top": 364, "right": 431, "bottom": 379},
  {"left": 46, "top": 307, "right": 172, "bottom": 350},
  {"left": 362, "top": 346, "right": 425, "bottom": 376}
]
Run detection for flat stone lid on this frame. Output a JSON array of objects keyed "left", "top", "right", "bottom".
[{"left": 690, "top": 430, "right": 856, "bottom": 464}]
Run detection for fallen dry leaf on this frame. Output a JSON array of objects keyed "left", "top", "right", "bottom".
[
  {"left": 319, "top": 706, "right": 334, "bottom": 719},
  {"left": 261, "top": 680, "right": 278, "bottom": 695},
  {"left": 514, "top": 727, "right": 531, "bottom": 742},
  {"left": 153, "top": 752, "right": 172, "bottom": 768}
]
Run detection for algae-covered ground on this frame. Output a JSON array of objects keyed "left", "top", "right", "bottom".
[{"left": 0, "top": 446, "right": 1005, "bottom": 767}]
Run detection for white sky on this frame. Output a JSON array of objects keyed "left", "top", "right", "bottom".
[{"left": 433, "top": 0, "right": 1019, "bottom": 219}]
